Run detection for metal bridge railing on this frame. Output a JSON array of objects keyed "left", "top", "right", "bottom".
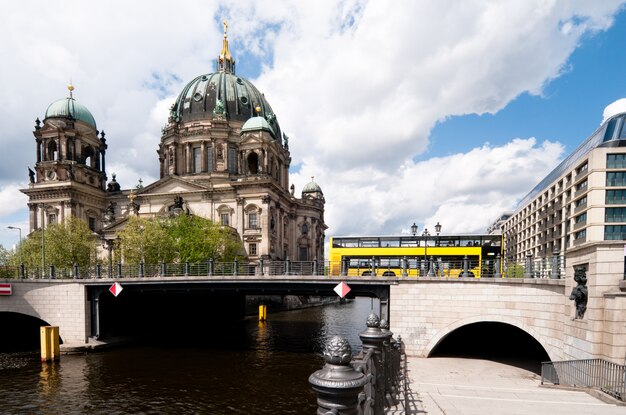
[
  {"left": 541, "top": 359, "right": 626, "bottom": 401},
  {"left": 309, "top": 314, "right": 406, "bottom": 415},
  {"left": 3, "top": 256, "right": 564, "bottom": 279}
]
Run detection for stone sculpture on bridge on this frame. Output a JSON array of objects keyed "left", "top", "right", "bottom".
[{"left": 569, "top": 267, "right": 588, "bottom": 319}]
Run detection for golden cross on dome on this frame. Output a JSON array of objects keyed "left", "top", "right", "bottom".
[
  {"left": 223, "top": 20, "right": 228, "bottom": 38},
  {"left": 68, "top": 80, "right": 74, "bottom": 99}
]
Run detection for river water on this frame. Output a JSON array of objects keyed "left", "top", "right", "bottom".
[{"left": 0, "top": 297, "right": 380, "bottom": 414}]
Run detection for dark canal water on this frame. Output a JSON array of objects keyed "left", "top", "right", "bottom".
[{"left": 0, "top": 297, "right": 379, "bottom": 414}]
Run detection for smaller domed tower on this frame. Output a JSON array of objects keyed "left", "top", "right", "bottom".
[{"left": 21, "top": 83, "right": 108, "bottom": 233}]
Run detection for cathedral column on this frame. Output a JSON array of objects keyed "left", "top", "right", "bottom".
[
  {"left": 28, "top": 204, "right": 37, "bottom": 233},
  {"left": 201, "top": 142, "right": 207, "bottom": 172},
  {"left": 186, "top": 143, "right": 192, "bottom": 174},
  {"left": 36, "top": 138, "right": 42, "bottom": 163},
  {"left": 59, "top": 136, "right": 67, "bottom": 161}
]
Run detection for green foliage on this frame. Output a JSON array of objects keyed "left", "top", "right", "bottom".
[
  {"left": 116, "top": 214, "right": 245, "bottom": 265},
  {"left": 14, "top": 217, "right": 97, "bottom": 269},
  {"left": 0, "top": 244, "right": 9, "bottom": 265},
  {"left": 504, "top": 263, "right": 525, "bottom": 278}
]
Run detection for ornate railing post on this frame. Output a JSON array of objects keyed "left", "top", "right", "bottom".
[
  {"left": 359, "top": 313, "right": 387, "bottom": 414},
  {"left": 73, "top": 263, "right": 79, "bottom": 279},
  {"left": 49, "top": 265, "right": 55, "bottom": 279},
  {"left": 20, "top": 264, "right": 25, "bottom": 279},
  {"left": 96, "top": 263, "right": 101, "bottom": 278},
  {"left": 117, "top": 262, "right": 123, "bottom": 278},
  {"left": 524, "top": 252, "right": 534, "bottom": 278},
  {"left": 461, "top": 255, "right": 470, "bottom": 277},
  {"left": 161, "top": 261, "right": 166, "bottom": 277},
  {"left": 494, "top": 254, "right": 502, "bottom": 278},
  {"left": 285, "top": 257, "right": 291, "bottom": 275},
  {"left": 309, "top": 336, "right": 368, "bottom": 415},
  {"left": 379, "top": 319, "right": 396, "bottom": 407},
  {"left": 341, "top": 257, "right": 348, "bottom": 276},
  {"left": 401, "top": 257, "right": 407, "bottom": 277},
  {"left": 233, "top": 258, "right": 239, "bottom": 276},
  {"left": 184, "top": 261, "right": 189, "bottom": 276},
  {"left": 313, "top": 257, "right": 318, "bottom": 276},
  {"left": 551, "top": 249, "right": 560, "bottom": 279},
  {"left": 138, "top": 261, "right": 144, "bottom": 278},
  {"left": 208, "top": 259, "right": 214, "bottom": 276}
]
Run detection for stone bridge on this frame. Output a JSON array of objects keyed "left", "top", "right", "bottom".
[{"left": 1, "top": 274, "right": 625, "bottom": 363}]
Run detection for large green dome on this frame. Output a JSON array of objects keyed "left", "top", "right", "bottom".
[
  {"left": 169, "top": 72, "right": 282, "bottom": 138},
  {"left": 45, "top": 97, "right": 97, "bottom": 129}
]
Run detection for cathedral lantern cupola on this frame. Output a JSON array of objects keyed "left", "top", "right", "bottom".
[{"left": 32, "top": 82, "right": 107, "bottom": 190}]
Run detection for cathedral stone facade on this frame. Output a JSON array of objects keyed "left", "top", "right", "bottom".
[{"left": 21, "top": 27, "right": 326, "bottom": 263}]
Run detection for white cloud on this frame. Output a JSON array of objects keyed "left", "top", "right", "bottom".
[
  {"left": 602, "top": 98, "right": 626, "bottom": 123},
  {"left": 0, "top": 0, "right": 624, "bottom": 242}
]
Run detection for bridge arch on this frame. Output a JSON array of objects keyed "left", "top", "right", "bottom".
[
  {"left": 423, "top": 314, "right": 556, "bottom": 362},
  {"left": 0, "top": 311, "right": 63, "bottom": 351}
]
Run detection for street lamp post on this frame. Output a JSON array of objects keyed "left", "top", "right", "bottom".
[
  {"left": 411, "top": 223, "right": 419, "bottom": 276},
  {"left": 434, "top": 222, "right": 442, "bottom": 276},
  {"left": 422, "top": 228, "right": 433, "bottom": 276},
  {"left": 7, "top": 226, "right": 22, "bottom": 266}
]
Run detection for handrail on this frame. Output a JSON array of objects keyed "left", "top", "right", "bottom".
[
  {"left": 541, "top": 359, "right": 626, "bottom": 401},
  {"left": 309, "top": 314, "right": 406, "bottom": 414},
  {"left": 2, "top": 256, "right": 563, "bottom": 279}
]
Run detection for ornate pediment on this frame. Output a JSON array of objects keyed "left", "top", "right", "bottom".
[{"left": 137, "top": 176, "right": 209, "bottom": 196}]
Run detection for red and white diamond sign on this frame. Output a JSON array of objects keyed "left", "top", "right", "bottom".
[
  {"left": 109, "top": 282, "right": 123, "bottom": 297},
  {"left": 334, "top": 282, "right": 351, "bottom": 298}
]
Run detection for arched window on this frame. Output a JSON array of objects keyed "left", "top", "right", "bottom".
[
  {"left": 83, "top": 146, "right": 94, "bottom": 168},
  {"left": 247, "top": 152, "right": 259, "bottom": 174},
  {"left": 48, "top": 141, "right": 58, "bottom": 161}
]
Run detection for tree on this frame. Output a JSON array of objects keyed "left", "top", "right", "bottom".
[
  {"left": 0, "top": 244, "right": 9, "bottom": 265},
  {"left": 116, "top": 216, "right": 176, "bottom": 265},
  {"left": 115, "top": 214, "right": 245, "bottom": 264},
  {"left": 15, "top": 217, "right": 97, "bottom": 270}
]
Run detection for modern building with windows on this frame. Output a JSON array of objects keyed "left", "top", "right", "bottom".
[
  {"left": 20, "top": 26, "right": 326, "bottom": 263},
  {"left": 501, "top": 109, "right": 626, "bottom": 359},
  {"left": 503, "top": 110, "right": 626, "bottom": 263}
]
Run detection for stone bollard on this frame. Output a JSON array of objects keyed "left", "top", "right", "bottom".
[
  {"left": 309, "top": 336, "right": 368, "bottom": 415},
  {"left": 360, "top": 313, "right": 387, "bottom": 414}
]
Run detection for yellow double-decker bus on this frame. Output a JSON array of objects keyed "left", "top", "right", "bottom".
[{"left": 329, "top": 234, "right": 503, "bottom": 277}]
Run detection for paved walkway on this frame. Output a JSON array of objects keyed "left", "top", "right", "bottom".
[{"left": 389, "top": 357, "right": 626, "bottom": 415}]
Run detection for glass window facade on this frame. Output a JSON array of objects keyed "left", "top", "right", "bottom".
[
  {"left": 606, "top": 190, "right": 626, "bottom": 204},
  {"left": 249, "top": 243, "right": 257, "bottom": 256},
  {"left": 221, "top": 212, "right": 229, "bottom": 226},
  {"left": 605, "top": 225, "right": 626, "bottom": 240},
  {"left": 607, "top": 172, "right": 626, "bottom": 187},
  {"left": 574, "top": 229, "right": 586, "bottom": 240},
  {"left": 575, "top": 180, "right": 587, "bottom": 191},
  {"left": 575, "top": 213, "right": 587, "bottom": 223},
  {"left": 206, "top": 145, "right": 213, "bottom": 172},
  {"left": 228, "top": 146, "right": 237, "bottom": 174},
  {"left": 607, "top": 154, "right": 626, "bottom": 169},
  {"left": 605, "top": 207, "right": 626, "bottom": 222},
  {"left": 575, "top": 196, "right": 587, "bottom": 207}
]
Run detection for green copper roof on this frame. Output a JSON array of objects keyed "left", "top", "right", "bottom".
[
  {"left": 241, "top": 116, "right": 276, "bottom": 138},
  {"left": 302, "top": 180, "right": 323, "bottom": 194},
  {"left": 45, "top": 97, "right": 97, "bottom": 128}
]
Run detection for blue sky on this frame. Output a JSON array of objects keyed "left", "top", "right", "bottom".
[
  {"left": 1, "top": 1, "right": 626, "bottom": 251},
  {"left": 429, "top": 10, "right": 626, "bottom": 160}
]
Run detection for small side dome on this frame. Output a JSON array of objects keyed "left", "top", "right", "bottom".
[
  {"left": 241, "top": 116, "right": 276, "bottom": 138},
  {"left": 45, "top": 97, "right": 97, "bottom": 129},
  {"left": 302, "top": 177, "right": 323, "bottom": 199}
]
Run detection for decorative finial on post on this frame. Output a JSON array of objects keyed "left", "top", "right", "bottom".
[
  {"left": 255, "top": 106, "right": 261, "bottom": 115},
  {"left": 309, "top": 336, "right": 367, "bottom": 413}
]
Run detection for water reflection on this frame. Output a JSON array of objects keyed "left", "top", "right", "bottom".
[{"left": 0, "top": 297, "right": 379, "bottom": 414}]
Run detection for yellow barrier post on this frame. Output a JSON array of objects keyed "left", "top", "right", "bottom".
[
  {"left": 258, "top": 305, "right": 267, "bottom": 321},
  {"left": 40, "top": 326, "right": 60, "bottom": 362}
]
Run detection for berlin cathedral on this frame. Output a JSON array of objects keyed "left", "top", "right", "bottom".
[{"left": 21, "top": 25, "right": 326, "bottom": 263}]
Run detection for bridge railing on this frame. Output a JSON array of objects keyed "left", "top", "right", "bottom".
[
  {"left": 309, "top": 314, "right": 406, "bottom": 415},
  {"left": 3, "top": 256, "right": 564, "bottom": 279},
  {"left": 541, "top": 358, "right": 626, "bottom": 401}
]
